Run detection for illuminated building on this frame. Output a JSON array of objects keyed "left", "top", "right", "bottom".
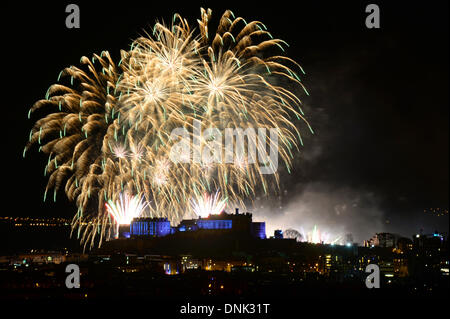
[
  {"left": 393, "top": 257, "right": 409, "bottom": 277},
  {"left": 129, "top": 210, "right": 266, "bottom": 239},
  {"left": 250, "top": 222, "right": 266, "bottom": 240},
  {"left": 197, "top": 217, "right": 232, "bottom": 230},
  {"left": 177, "top": 219, "right": 198, "bottom": 232},
  {"left": 379, "top": 260, "right": 395, "bottom": 279},
  {"left": 130, "top": 218, "right": 171, "bottom": 237},
  {"left": 180, "top": 255, "right": 200, "bottom": 271},
  {"left": 396, "top": 237, "right": 413, "bottom": 253},
  {"left": 202, "top": 259, "right": 248, "bottom": 272},
  {"left": 163, "top": 261, "right": 179, "bottom": 275},
  {"left": 365, "top": 232, "right": 397, "bottom": 248}
]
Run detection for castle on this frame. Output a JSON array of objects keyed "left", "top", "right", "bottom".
[{"left": 122, "top": 208, "right": 266, "bottom": 240}]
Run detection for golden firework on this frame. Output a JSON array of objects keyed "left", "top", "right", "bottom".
[{"left": 25, "top": 8, "right": 312, "bottom": 250}]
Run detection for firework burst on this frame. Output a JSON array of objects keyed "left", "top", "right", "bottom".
[
  {"left": 25, "top": 8, "right": 312, "bottom": 250},
  {"left": 190, "top": 191, "right": 228, "bottom": 218},
  {"left": 105, "top": 193, "right": 149, "bottom": 238}
]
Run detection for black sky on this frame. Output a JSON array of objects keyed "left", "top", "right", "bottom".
[{"left": 3, "top": 1, "right": 448, "bottom": 236}]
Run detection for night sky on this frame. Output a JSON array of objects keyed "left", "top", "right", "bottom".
[{"left": 3, "top": 1, "right": 448, "bottom": 240}]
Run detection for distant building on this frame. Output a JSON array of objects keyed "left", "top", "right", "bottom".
[
  {"left": 196, "top": 216, "right": 232, "bottom": 230},
  {"left": 379, "top": 260, "right": 395, "bottom": 278},
  {"left": 129, "top": 210, "right": 266, "bottom": 239},
  {"left": 130, "top": 218, "right": 171, "bottom": 237},
  {"left": 250, "top": 222, "right": 266, "bottom": 240},
  {"left": 177, "top": 219, "right": 198, "bottom": 232},
  {"left": 274, "top": 229, "right": 283, "bottom": 239},
  {"left": 413, "top": 232, "right": 446, "bottom": 250},
  {"left": 396, "top": 237, "right": 413, "bottom": 252},
  {"left": 408, "top": 232, "right": 449, "bottom": 280},
  {"left": 365, "top": 232, "right": 397, "bottom": 248}
]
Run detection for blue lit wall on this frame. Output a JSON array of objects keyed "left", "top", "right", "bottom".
[
  {"left": 197, "top": 219, "right": 232, "bottom": 230},
  {"left": 130, "top": 215, "right": 267, "bottom": 238},
  {"left": 131, "top": 219, "right": 171, "bottom": 237},
  {"left": 177, "top": 223, "right": 198, "bottom": 232},
  {"left": 251, "top": 222, "right": 266, "bottom": 239},
  {"left": 156, "top": 221, "right": 171, "bottom": 236}
]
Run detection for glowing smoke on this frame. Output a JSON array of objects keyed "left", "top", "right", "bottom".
[{"left": 252, "top": 183, "right": 386, "bottom": 244}]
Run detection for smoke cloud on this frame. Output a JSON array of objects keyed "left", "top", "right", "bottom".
[{"left": 252, "top": 183, "right": 386, "bottom": 244}]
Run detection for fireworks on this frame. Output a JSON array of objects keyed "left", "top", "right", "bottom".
[
  {"left": 302, "top": 225, "right": 342, "bottom": 244},
  {"left": 285, "top": 226, "right": 342, "bottom": 245},
  {"left": 25, "top": 8, "right": 311, "bottom": 250},
  {"left": 105, "top": 193, "right": 149, "bottom": 238},
  {"left": 191, "top": 191, "right": 228, "bottom": 218}
]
